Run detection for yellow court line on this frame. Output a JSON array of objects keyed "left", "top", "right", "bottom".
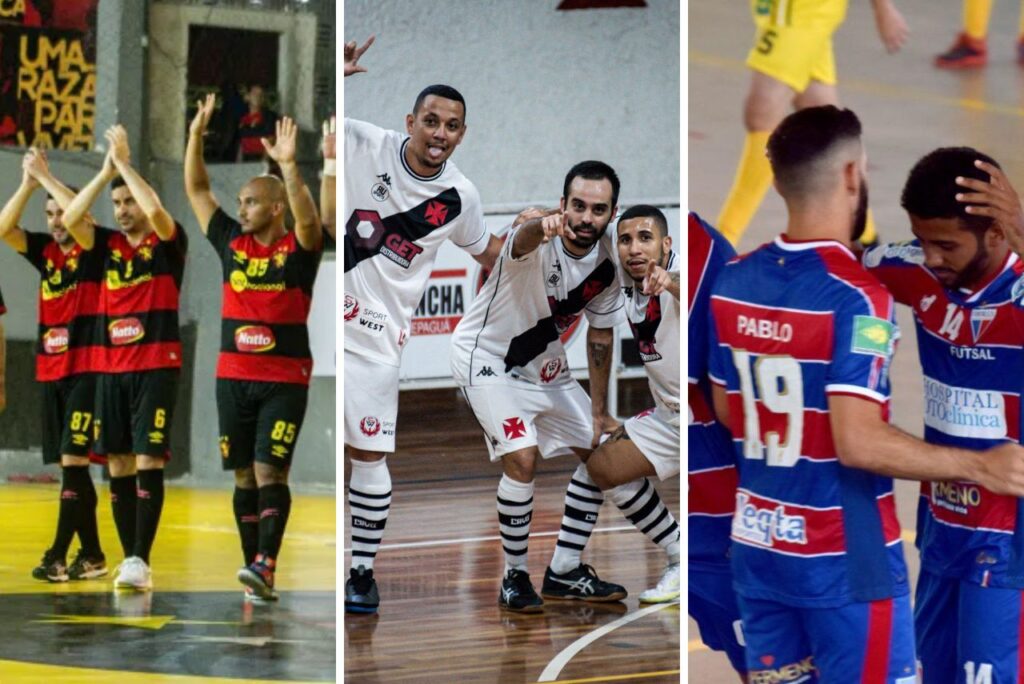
[
  {"left": 689, "top": 50, "right": 1024, "bottom": 121},
  {"left": 544, "top": 670, "right": 682, "bottom": 684},
  {"left": 0, "top": 659, "right": 326, "bottom": 683}
]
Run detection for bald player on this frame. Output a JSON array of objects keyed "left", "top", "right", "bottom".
[{"left": 186, "top": 94, "right": 324, "bottom": 601}]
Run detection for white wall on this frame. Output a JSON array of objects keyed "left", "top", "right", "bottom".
[{"left": 343, "top": 0, "right": 680, "bottom": 207}]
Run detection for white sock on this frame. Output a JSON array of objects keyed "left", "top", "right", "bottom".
[
  {"left": 348, "top": 457, "right": 391, "bottom": 572},
  {"left": 497, "top": 474, "right": 534, "bottom": 574}
]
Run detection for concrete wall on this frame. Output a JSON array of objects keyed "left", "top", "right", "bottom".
[{"left": 343, "top": 0, "right": 680, "bottom": 207}]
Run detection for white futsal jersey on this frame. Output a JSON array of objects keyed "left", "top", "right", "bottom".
[
  {"left": 622, "top": 250, "right": 681, "bottom": 423},
  {"left": 451, "top": 226, "right": 625, "bottom": 388},
  {"left": 344, "top": 118, "right": 488, "bottom": 366}
]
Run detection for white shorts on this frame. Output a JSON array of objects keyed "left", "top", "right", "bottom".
[
  {"left": 344, "top": 349, "right": 399, "bottom": 452},
  {"left": 625, "top": 407, "right": 680, "bottom": 481},
  {"left": 461, "top": 381, "right": 593, "bottom": 462}
]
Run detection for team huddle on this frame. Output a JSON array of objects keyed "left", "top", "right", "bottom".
[
  {"left": 343, "top": 36, "right": 681, "bottom": 614},
  {"left": 691, "top": 105, "right": 1024, "bottom": 683},
  {"left": 0, "top": 97, "right": 334, "bottom": 600}
]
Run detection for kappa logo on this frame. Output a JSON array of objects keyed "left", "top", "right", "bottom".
[
  {"left": 344, "top": 294, "right": 359, "bottom": 322},
  {"left": 360, "top": 416, "right": 381, "bottom": 437},
  {"left": 476, "top": 366, "right": 497, "bottom": 377},
  {"left": 502, "top": 417, "right": 527, "bottom": 440}
]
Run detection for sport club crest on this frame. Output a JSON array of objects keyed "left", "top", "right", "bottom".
[{"left": 970, "top": 307, "right": 996, "bottom": 343}]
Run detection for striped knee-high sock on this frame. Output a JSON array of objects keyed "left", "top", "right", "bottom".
[
  {"left": 549, "top": 463, "right": 604, "bottom": 574},
  {"left": 348, "top": 457, "right": 391, "bottom": 571},
  {"left": 497, "top": 474, "right": 534, "bottom": 574},
  {"left": 609, "top": 478, "right": 680, "bottom": 564}
]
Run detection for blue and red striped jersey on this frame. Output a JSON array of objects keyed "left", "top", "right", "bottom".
[
  {"left": 688, "top": 212, "right": 739, "bottom": 570},
  {"left": 864, "top": 241, "right": 1024, "bottom": 588},
  {"left": 709, "top": 235, "right": 908, "bottom": 607}
]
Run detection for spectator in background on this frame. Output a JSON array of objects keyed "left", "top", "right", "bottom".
[{"left": 237, "top": 85, "right": 278, "bottom": 162}]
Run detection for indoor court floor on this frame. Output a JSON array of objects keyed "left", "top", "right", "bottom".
[
  {"left": 1, "top": 483, "right": 335, "bottom": 682},
  {"left": 343, "top": 385, "right": 681, "bottom": 684},
  {"left": 690, "top": 0, "right": 1024, "bottom": 679}
]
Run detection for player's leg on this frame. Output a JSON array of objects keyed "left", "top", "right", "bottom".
[
  {"left": 588, "top": 414, "right": 681, "bottom": 602},
  {"left": 958, "top": 580, "right": 1024, "bottom": 684},
  {"left": 118, "top": 368, "right": 177, "bottom": 590},
  {"left": 538, "top": 383, "right": 623, "bottom": 601},
  {"left": 96, "top": 373, "right": 138, "bottom": 564},
  {"left": 915, "top": 570, "right": 960, "bottom": 683},
  {"left": 737, "top": 595, "right": 816, "bottom": 683},
  {"left": 937, "top": 0, "right": 992, "bottom": 69},
  {"left": 690, "top": 567, "right": 747, "bottom": 681},
  {"left": 64, "top": 374, "right": 105, "bottom": 579},
  {"left": 216, "top": 379, "right": 259, "bottom": 579},
  {"left": 33, "top": 379, "right": 76, "bottom": 582},
  {"left": 805, "top": 593, "right": 917, "bottom": 683},
  {"left": 236, "top": 382, "right": 308, "bottom": 600},
  {"left": 343, "top": 350, "right": 397, "bottom": 614},
  {"left": 498, "top": 445, "right": 543, "bottom": 612}
]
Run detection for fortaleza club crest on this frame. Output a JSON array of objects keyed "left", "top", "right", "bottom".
[
  {"left": 360, "top": 416, "right": 381, "bottom": 437},
  {"left": 344, "top": 294, "right": 359, "bottom": 321}
]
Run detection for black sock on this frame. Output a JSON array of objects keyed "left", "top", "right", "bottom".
[
  {"left": 233, "top": 486, "right": 260, "bottom": 566},
  {"left": 133, "top": 469, "right": 165, "bottom": 564},
  {"left": 76, "top": 467, "right": 103, "bottom": 558},
  {"left": 257, "top": 483, "right": 291, "bottom": 565},
  {"left": 51, "top": 465, "right": 89, "bottom": 559},
  {"left": 109, "top": 474, "right": 137, "bottom": 558}
]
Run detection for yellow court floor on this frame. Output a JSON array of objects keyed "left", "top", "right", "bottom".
[{"left": 0, "top": 482, "right": 335, "bottom": 683}]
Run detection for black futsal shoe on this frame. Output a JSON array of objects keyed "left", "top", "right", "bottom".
[
  {"left": 345, "top": 565, "right": 380, "bottom": 614},
  {"left": 32, "top": 549, "right": 68, "bottom": 583},
  {"left": 541, "top": 564, "right": 627, "bottom": 602},
  {"left": 499, "top": 568, "right": 544, "bottom": 613}
]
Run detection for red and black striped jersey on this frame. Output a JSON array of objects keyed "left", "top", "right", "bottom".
[
  {"left": 206, "top": 208, "right": 322, "bottom": 385},
  {"left": 19, "top": 231, "right": 105, "bottom": 381},
  {"left": 97, "top": 224, "right": 187, "bottom": 373}
]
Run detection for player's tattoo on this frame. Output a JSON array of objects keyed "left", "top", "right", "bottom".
[
  {"left": 668, "top": 272, "right": 680, "bottom": 287},
  {"left": 607, "top": 424, "right": 631, "bottom": 442},
  {"left": 589, "top": 341, "right": 609, "bottom": 368}
]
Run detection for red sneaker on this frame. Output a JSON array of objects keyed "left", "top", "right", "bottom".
[{"left": 935, "top": 33, "right": 988, "bottom": 69}]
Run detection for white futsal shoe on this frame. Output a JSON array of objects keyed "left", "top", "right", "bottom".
[
  {"left": 639, "top": 562, "right": 680, "bottom": 604},
  {"left": 113, "top": 556, "right": 153, "bottom": 591}
]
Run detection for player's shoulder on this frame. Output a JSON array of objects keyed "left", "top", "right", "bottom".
[
  {"left": 814, "top": 244, "right": 893, "bottom": 309},
  {"left": 439, "top": 160, "right": 480, "bottom": 204},
  {"left": 688, "top": 211, "right": 736, "bottom": 265},
  {"left": 345, "top": 117, "right": 401, "bottom": 151},
  {"left": 862, "top": 239, "right": 924, "bottom": 270}
]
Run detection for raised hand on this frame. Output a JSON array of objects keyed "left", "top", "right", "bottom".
[
  {"left": 189, "top": 93, "right": 216, "bottom": 139},
  {"left": 344, "top": 35, "right": 375, "bottom": 77},
  {"left": 261, "top": 116, "right": 298, "bottom": 165},
  {"left": 956, "top": 159, "right": 1024, "bottom": 258},
  {"left": 21, "top": 147, "right": 47, "bottom": 187},
  {"left": 322, "top": 115, "right": 336, "bottom": 160},
  {"left": 540, "top": 211, "right": 576, "bottom": 243},
  {"left": 104, "top": 125, "right": 131, "bottom": 167},
  {"left": 873, "top": 0, "right": 909, "bottom": 54},
  {"left": 643, "top": 258, "right": 671, "bottom": 296}
]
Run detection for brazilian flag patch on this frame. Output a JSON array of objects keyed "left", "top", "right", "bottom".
[{"left": 852, "top": 315, "right": 893, "bottom": 357}]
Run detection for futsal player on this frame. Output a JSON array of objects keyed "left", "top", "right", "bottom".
[
  {"left": 709, "top": 105, "right": 1024, "bottom": 681},
  {"left": 715, "top": 0, "right": 907, "bottom": 248},
  {"left": 342, "top": 35, "right": 502, "bottom": 614},
  {"left": 935, "top": 0, "right": 1024, "bottom": 68},
  {"left": 450, "top": 161, "right": 629, "bottom": 613},
  {"left": 0, "top": 149, "right": 103, "bottom": 582},
  {"left": 864, "top": 147, "right": 1024, "bottom": 682},
  {"left": 62, "top": 125, "right": 188, "bottom": 591},
  {"left": 186, "top": 95, "right": 323, "bottom": 601}
]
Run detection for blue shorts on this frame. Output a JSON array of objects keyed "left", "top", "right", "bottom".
[
  {"left": 738, "top": 592, "right": 917, "bottom": 683},
  {"left": 916, "top": 570, "right": 1024, "bottom": 684},
  {"left": 689, "top": 566, "right": 746, "bottom": 675}
]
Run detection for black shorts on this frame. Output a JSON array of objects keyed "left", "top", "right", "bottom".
[
  {"left": 95, "top": 369, "right": 178, "bottom": 458},
  {"left": 216, "top": 379, "right": 309, "bottom": 471},
  {"left": 42, "top": 373, "right": 97, "bottom": 464}
]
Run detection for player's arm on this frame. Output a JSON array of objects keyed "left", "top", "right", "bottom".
[
  {"left": 830, "top": 395, "right": 1024, "bottom": 494},
  {"left": 320, "top": 116, "right": 336, "bottom": 240},
  {"left": 710, "top": 382, "right": 731, "bottom": 431},
  {"left": 263, "top": 117, "right": 322, "bottom": 251},
  {"left": 870, "top": 0, "right": 909, "bottom": 54},
  {"left": 105, "top": 125, "right": 176, "bottom": 241},
  {"left": 511, "top": 209, "right": 574, "bottom": 259},
  {"left": 643, "top": 259, "right": 680, "bottom": 301},
  {"left": 22, "top": 147, "right": 79, "bottom": 211},
  {"left": 0, "top": 158, "right": 38, "bottom": 253},
  {"left": 471, "top": 234, "right": 503, "bottom": 270},
  {"left": 184, "top": 93, "right": 220, "bottom": 235},
  {"left": 587, "top": 325, "right": 619, "bottom": 447},
  {"left": 344, "top": 35, "right": 375, "bottom": 77},
  {"left": 956, "top": 159, "right": 1024, "bottom": 258},
  {"left": 63, "top": 151, "right": 118, "bottom": 251}
]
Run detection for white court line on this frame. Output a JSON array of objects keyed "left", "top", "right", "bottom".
[
  {"left": 537, "top": 602, "right": 678, "bottom": 682},
  {"left": 342, "top": 525, "right": 635, "bottom": 553}
]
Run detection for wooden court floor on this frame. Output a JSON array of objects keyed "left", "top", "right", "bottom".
[
  {"left": 0, "top": 482, "right": 335, "bottom": 682},
  {"left": 343, "top": 385, "right": 680, "bottom": 684}
]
